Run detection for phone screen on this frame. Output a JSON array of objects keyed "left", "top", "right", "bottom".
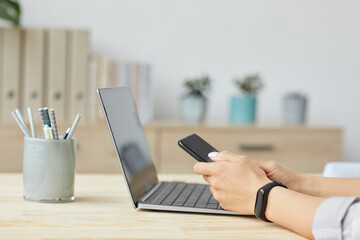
[{"left": 178, "top": 134, "right": 218, "bottom": 162}]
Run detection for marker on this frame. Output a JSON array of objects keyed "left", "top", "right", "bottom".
[
  {"left": 27, "top": 108, "right": 36, "bottom": 138},
  {"left": 62, "top": 128, "right": 70, "bottom": 140},
  {"left": 49, "top": 108, "right": 59, "bottom": 140},
  {"left": 11, "top": 111, "right": 31, "bottom": 137},
  {"left": 15, "top": 109, "right": 30, "bottom": 135},
  {"left": 67, "top": 113, "right": 81, "bottom": 139},
  {"left": 43, "top": 107, "right": 51, "bottom": 127},
  {"left": 38, "top": 108, "right": 46, "bottom": 128},
  {"left": 43, "top": 125, "right": 54, "bottom": 140}
]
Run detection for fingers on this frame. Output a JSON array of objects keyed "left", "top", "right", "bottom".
[
  {"left": 203, "top": 175, "right": 209, "bottom": 182},
  {"left": 194, "top": 162, "right": 217, "bottom": 176},
  {"left": 208, "top": 150, "right": 239, "bottom": 162}
]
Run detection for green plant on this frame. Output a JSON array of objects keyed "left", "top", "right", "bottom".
[
  {"left": 234, "top": 74, "right": 263, "bottom": 95},
  {"left": 0, "top": 0, "right": 21, "bottom": 27},
  {"left": 183, "top": 75, "right": 211, "bottom": 97},
  {"left": 284, "top": 91, "right": 307, "bottom": 100}
]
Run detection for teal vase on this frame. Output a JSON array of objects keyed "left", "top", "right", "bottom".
[{"left": 230, "top": 95, "right": 257, "bottom": 123}]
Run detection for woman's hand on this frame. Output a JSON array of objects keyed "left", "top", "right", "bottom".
[
  {"left": 193, "top": 151, "right": 271, "bottom": 214},
  {"left": 254, "top": 160, "right": 305, "bottom": 193}
]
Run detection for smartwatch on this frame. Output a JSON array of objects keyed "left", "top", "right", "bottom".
[{"left": 254, "top": 180, "right": 287, "bottom": 222}]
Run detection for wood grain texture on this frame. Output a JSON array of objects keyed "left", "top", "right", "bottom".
[
  {"left": 0, "top": 173, "right": 305, "bottom": 240},
  {"left": 0, "top": 123, "right": 157, "bottom": 173},
  {"left": 158, "top": 126, "right": 342, "bottom": 173},
  {"left": 0, "top": 122, "right": 342, "bottom": 174}
]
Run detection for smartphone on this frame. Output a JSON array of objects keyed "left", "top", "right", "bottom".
[{"left": 178, "top": 134, "right": 218, "bottom": 162}]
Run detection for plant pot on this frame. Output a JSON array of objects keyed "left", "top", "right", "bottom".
[
  {"left": 230, "top": 95, "right": 257, "bottom": 124},
  {"left": 283, "top": 98, "right": 307, "bottom": 124},
  {"left": 180, "top": 94, "right": 207, "bottom": 123}
]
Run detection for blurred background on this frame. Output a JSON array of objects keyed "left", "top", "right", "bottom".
[{"left": 1, "top": 0, "right": 359, "bottom": 174}]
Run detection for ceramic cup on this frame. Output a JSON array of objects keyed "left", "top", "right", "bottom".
[{"left": 22, "top": 136, "right": 76, "bottom": 203}]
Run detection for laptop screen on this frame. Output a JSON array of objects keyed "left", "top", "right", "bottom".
[{"left": 98, "top": 87, "right": 158, "bottom": 205}]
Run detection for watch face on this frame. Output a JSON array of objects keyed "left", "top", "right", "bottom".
[{"left": 254, "top": 189, "right": 265, "bottom": 217}]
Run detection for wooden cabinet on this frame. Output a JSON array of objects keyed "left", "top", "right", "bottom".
[
  {"left": 153, "top": 124, "right": 342, "bottom": 173},
  {"left": 0, "top": 122, "right": 342, "bottom": 174}
]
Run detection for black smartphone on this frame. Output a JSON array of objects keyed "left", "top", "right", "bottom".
[{"left": 178, "top": 134, "right": 218, "bottom": 163}]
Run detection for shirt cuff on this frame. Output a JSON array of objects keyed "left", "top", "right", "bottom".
[{"left": 312, "top": 196, "right": 358, "bottom": 240}]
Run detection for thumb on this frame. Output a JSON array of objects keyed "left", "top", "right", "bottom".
[{"left": 254, "top": 160, "right": 275, "bottom": 173}]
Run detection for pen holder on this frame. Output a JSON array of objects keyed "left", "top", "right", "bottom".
[{"left": 22, "top": 136, "right": 76, "bottom": 203}]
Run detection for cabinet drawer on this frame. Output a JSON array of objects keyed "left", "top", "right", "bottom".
[{"left": 158, "top": 128, "right": 341, "bottom": 173}]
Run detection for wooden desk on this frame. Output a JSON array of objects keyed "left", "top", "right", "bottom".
[{"left": 0, "top": 173, "right": 305, "bottom": 240}]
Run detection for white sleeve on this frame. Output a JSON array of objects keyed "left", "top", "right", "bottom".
[{"left": 312, "top": 196, "right": 360, "bottom": 240}]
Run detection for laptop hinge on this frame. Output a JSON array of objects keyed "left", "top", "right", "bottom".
[{"left": 137, "top": 182, "right": 163, "bottom": 203}]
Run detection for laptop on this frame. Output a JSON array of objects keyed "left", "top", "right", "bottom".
[{"left": 97, "top": 87, "right": 241, "bottom": 215}]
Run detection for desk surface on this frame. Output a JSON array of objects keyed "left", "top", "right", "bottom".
[{"left": 0, "top": 173, "right": 305, "bottom": 240}]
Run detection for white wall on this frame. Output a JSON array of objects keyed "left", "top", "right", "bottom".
[{"left": 20, "top": 0, "right": 360, "bottom": 162}]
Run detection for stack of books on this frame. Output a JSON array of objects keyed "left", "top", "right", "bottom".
[
  {"left": 0, "top": 27, "right": 153, "bottom": 124},
  {"left": 88, "top": 55, "right": 153, "bottom": 124}
]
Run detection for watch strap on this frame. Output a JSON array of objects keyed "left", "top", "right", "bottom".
[{"left": 254, "top": 180, "right": 287, "bottom": 222}]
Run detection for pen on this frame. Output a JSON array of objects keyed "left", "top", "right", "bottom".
[
  {"left": 49, "top": 108, "right": 59, "bottom": 140},
  {"left": 67, "top": 113, "right": 81, "bottom": 139},
  {"left": 38, "top": 108, "right": 46, "bottom": 128},
  {"left": 43, "top": 107, "right": 51, "bottom": 127},
  {"left": 27, "top": 107, "right": 36, "bottom": 138},
  {"left": 62, "top": 128, "right": 70, "bottom": 140},
  {"left": 11, "top": 111, "right": 31, "bottom": 137},
  {"left": 15, "top": 108, "right": 30, "bottom": 135}
]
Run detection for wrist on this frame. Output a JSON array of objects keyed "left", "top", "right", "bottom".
[
  {"left": 294, "top": 173, "right": 308, "bottom": 193},
  {"left": 264, "top": 186, "right": 287, "bottom": 222},
  {"left": 298, "top": 175, "right": 319, "bottom": 196}
]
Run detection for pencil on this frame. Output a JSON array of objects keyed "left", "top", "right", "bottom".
[
  {"left": 67, "top": 113, "right": 81, "bottom": 139},
  {"left": 11, "top": 111, "right": 31, "bottom": 137},
  {"left": 27, "top": 107, "right": 36, "bottom": 138},
  {"left": 49, "top": 108, "right": 59, "bottom": 140},
  {"left": 38, "top": 108, "right": 46, "bottom": 128},
  {"left": 43, "top": 107, "right": 51, "bottom": 127},
  {"left": 15, "top": 108, "right": 30, "bottom": 135},
  {"left": 62, "top": 128, "right": 70, "bottom": 140}
]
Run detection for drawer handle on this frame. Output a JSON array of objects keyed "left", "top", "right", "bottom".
[{"left": 239, "top": 144, "right": 274, "bottom": 151}]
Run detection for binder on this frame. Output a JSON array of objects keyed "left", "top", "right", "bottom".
[
  {"left": 110, "top": 60, "right": 118, "bottom": 87},
  {"left": 46, "top": 29, "right": 67, "bottom": 121},
  {"left": 86, "top": 55, "right": 98, "bottom": 122},
  {"left": 22, "top": 28, "right": 45, "bottom": 116},
  {"left": 1, "top": 28, "right": 21, "bottom": 122},
  {"left": 118, "top": 62, "right": 131, "bottom": 87},
  {"left": 66, "top": 30, "right": 90, "bottom": 121},
  {"left": 131, "top": 63, "right": 140, "bottom": 106},
  {"left": 138, "top": 64, "right": 153, "bottom": 123},
  {"left": 0, "top": 29, "right": 3, "bottom": 121},
  {"left": 94, "top": 56, "right": 109, "bottom": 120}
]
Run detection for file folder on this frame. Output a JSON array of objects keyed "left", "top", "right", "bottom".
[
  {"left": 22, "top": 28, "right": 45, "bottom": 117},
  {"left": 1, "top": 28, "right": 21, "bottom": 122},
  {"left": 46, "top": 29, "right": 67, "bottom": 121},
  {"left": 67, "top": 30, "right": 90, "bottom": 121}
]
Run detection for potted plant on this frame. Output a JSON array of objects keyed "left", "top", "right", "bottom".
[
  {"left": 0, "top": 0, "right": 21, "bottom": 26},
  {"left": 231, "top": 74, "right": 263, "bottom": 123},
  {"left": 180, "top": 75, "right": 211, "bottom": 123},
  {"left": 283, "top": 91, "right": 307, "bottom": 124}
]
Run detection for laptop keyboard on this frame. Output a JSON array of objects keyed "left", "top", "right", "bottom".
[{"left": 146, "top": 182, "right": 224, "bottom": 210}]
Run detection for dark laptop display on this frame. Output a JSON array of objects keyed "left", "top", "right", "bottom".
[{"left": 97, "top": 87, "right": 158, "bottom": 205}]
